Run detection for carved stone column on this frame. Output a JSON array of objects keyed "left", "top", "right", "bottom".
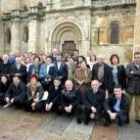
[
  {"left": 11, "top": 10, "right": 20, "bottom": 53},
  {"left": 28, "top": 7, "right": 39, "bottom": 53}
]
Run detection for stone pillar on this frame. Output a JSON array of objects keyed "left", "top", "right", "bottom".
[
  {"left": 133, "top": 0, "right": 140, "bottom": 52},
  {"left": 11, "top": 19, "right": 20, "bottom": 53},
  {"left": 28, "top": 7, "right": 39, "bottom": 53}
]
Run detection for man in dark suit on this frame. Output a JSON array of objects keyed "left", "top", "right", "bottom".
[
  {"left": 104, "top": 85, "right": 130, "bottom": 126},
  {"left": 58, "top": 80, "right": 83, "bottom": 118},
  {"left": 45, "top": 77, "right": 63, "bottom": 112},
  {"left": 126, "top": 51, "right": 140, "bottom": 125},
  {"left": 4, "top": 75, "right": 26, "bottom": 108},
  {"left": 54, "top": 54, "right": 68, "bottom": 84},
  {"left": 84, "top": 80, "right": 105, "bottom": 125},
  {"left": 39, "top": 56, "right": 57, "bottom": 91},
  {"left": 10, "top": 56, "right": 27, "bottom": 83},
  {"left": 92, "top": 54, "right": 113, "bottom": 93}
]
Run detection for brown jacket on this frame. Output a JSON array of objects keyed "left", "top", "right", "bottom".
[{"left": 74, "top": 67, "right": 92, "bottom": 85}]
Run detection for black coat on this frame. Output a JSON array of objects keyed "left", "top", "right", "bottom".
[
  {"left": 0, "top": 82, "right": 10, "bottom": 93},
  {"left": 110, "top": 65, "right": 126, "bottom": 90},
  {"left": 126, "top": 63, "right": 140, "bottom": 94},
  {"left": 104, "top": 93, "right": 130, "bottom": 115},
  {"left": 46, "top": 84, "right": 63, "bottom": 104},
  {"left": 54, "top": 62, "right": 68, "bottom": 83},
  {"left": 0, "top": 62, "right": 11, "bottom": 76},
  {"left": 84, "top": 88, "right": 105, "bottom": 113},
  {"left": 92, "top": 63, "right": 113, "bottom": 92},
  {"left": 10, "top": 64, "right": 27, "bottom": 83},
  {"left": 59, "top": 88, "right": 83, "bottom": 108},
  {"left": 5, "top": 82, "right": 26, "bottom": 102}
]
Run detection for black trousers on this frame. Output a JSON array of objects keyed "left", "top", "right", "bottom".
[{"left": 25, "top": 99, "right": 45, "bottom": 111}]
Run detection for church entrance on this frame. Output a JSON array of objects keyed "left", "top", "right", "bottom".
[{"left": 62, "top": 41, "right": 76, "bottom": 56}]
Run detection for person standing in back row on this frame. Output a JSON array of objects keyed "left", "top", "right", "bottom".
[{"left": 126, "top": 52, "right": 140, "bottom": 125}]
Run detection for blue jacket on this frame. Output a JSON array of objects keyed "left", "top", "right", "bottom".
[{"left": 39, "top": 63, "right": 57, "bottom": 80}]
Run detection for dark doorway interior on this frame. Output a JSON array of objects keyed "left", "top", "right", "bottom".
[{"left": 62, "top": 41, "right": 76, "bottom": 56}]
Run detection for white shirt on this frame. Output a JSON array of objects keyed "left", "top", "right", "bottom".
[{"left": 57, "top": 62, "right": 61, "bottom": 71}]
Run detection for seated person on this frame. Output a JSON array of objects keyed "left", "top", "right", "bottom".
[
  {"left": 45, "top": 77, "right": 63, "bottom": 112},
  {"left": 104, "top": 85, "right": 130, "bottom": 126},
  {"left": 25, "top": 74, "right": 45, "bottom": 111},
  {"left": 0, "top": 75, "right": 10, "bottom": 105},
  {"left": 58, "top": 80, "right": 82, "bottom": 116},
  {"left": 4, "top": 75, "right": 26, "bottom": 108},
  {"left": 84, "top": 80, "right": 105, "bottom": 125}
]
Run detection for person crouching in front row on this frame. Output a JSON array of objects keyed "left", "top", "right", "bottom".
[
  {"left": 104, "top": 85, "right": 130, "bottom": 126},
  {"left": 83, "top": 80, "right": 105, "bottom": 125},
  {"left": 45, "top": 77, "right": 63, "bottom": 112},
  {"left": 4, "top": 75, "right": 26, "bottom": 108},
  {"left": 58, "top": 80, "right": 83, "bottom": 119},
  {"left": 25, "top": 74, "right": 45, "bottom": 111}
]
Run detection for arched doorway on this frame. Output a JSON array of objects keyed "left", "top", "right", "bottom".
[{"left": 50, "top": 21, "right": 82, "bottom": 55}]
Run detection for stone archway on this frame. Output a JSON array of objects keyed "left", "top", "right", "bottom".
[{"left": 49, "top": 21, "right": 83, "bottom": 55}]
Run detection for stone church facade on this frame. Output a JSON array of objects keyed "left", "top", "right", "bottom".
[{"left": 0, "top": 0, "right": 139, "bottom": 63}]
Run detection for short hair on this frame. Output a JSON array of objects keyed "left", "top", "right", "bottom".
[
  {"left": 54, "top": 77, "right": 61, "bottom": 82},
  {"left": 13, "top": 75, "right": 21, "bottom": 80},
  {"left": 134, "top": 52, "right": 140, "bottom": 56},
  {"left": 46, "top": 56, "right": 52, "bottom": 60},
  {"left": 114, "top": 85, "right": 122, "bottom": 90},
  {"left": 110, "top": 54, "right": 120, "bottom": 64},
  {"left": 33, "top": 56, "right": 41, "bottom": 61}
]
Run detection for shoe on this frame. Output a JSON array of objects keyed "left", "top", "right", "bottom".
[
  {"left": 84, "top": 120, "right": 89, "bottom": 125},
  {"left": 135, "top": 119, "right": 140, "bottom": 125},
  {"left": 103, "top": 121, "right": 111, "bottom": 127},
  {"left": 3, "top": 103, "right": 12, "bottom": 108},
  {"left": 76, "top": 119, "right": 82, "bottom": 124}
]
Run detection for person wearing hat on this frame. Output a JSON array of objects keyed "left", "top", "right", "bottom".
[{"left": 25, "top": 74, "right": 45, "bottom": 111}]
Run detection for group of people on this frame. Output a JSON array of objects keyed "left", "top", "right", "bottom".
[{"left": 0, "top": 49, "right": 140, "bottom": 127}]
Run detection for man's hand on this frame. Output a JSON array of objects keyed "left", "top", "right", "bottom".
[
  {"left": 91, "top": 106, "right": 97, "bottom": 113},
  {"left": 6, "top": 97, "right": 10, "bottom": 103},
  {"left": 10, "top": 98, "right": 14, "bottom": 103},
  {"left": 108, "top": 111, "right": 117, "bottom": 120}
]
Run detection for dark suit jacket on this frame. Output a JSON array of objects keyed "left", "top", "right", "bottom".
[
  {"left": 5, "top": 82, "right": 26, "bottom": 102},
  {"left": 10, "top": 64, "right": 27, "bottom": 83},
  {"left": 54, "top": 62, "right": 68, "bottom": 83},
  {"left": 110, "top": 65, "right": 126, "bottom": 90},
  {"left": 0, "top": 62, "right": 11, "bottom": 76},
  {"left": 46, "top": 84, "right": 63, "bottom": 104},
  {"left": 92, "top": 63, "right": 113, "bottom": 92},
  {"left": 104, "top": 94, "right": 130, "bottom": 115},
  {"left": 84, "top": 88, "right": 105, "bottom": 113}
]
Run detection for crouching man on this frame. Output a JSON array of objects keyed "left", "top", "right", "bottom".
[
  {"left": 58, "top": 80, "right": 83, "bottom": 118},
  {"left": 104, "top": 85, "right": 130, "bottom": 126},
  {"left": 4, "top": 75, "right": 26, "bottom": 108},
  {"left": 84, "top": 80, "right": 105, "bottom": 125}
]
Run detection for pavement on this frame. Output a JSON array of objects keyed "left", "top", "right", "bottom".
[{"left": 0, "top": 107, "right": 140, "bottom": 140}]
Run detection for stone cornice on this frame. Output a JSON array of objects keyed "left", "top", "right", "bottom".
[{"left": 91, "top": 0, "right": 136, "bottom": 8}]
